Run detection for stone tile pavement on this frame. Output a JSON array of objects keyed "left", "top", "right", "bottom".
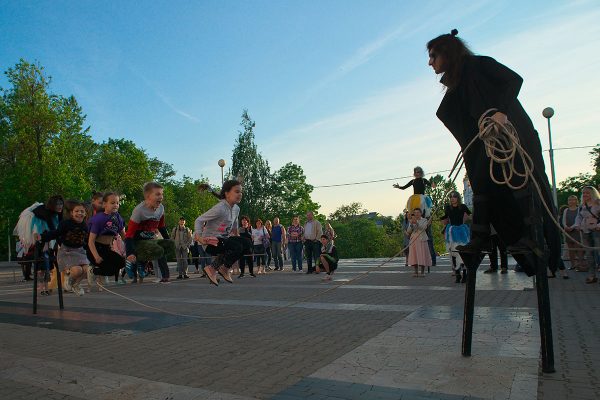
[{"left": 0, "top": 256, "right": 598, "bottom": 399}]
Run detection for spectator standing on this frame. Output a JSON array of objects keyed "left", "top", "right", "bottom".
[
  {"left": 172, "top": 217, "right": 193, "bottom": 279},
  {"left": 563, "top": 195, "right": 585, "bottom": 271},
  {"left": 303, "top": 211, "right": 323, "bottom": 274},
  {"left": 575, "top": 186, "right": 600, "bottom": 284},
  {"left": 264, "top": 220, "right": 274, "bottom": 270},
  {"left": 287, "top": 216, "right": 304, "bottom": 271},
  {"left": 238, "top": 216, "right": 255, "bottom": 278},
  {"left": 271, "top": 217, "right": 286, "bottom": 271},
  {"left": 252, "top": 219, "right": 268, "bottom": 274}
]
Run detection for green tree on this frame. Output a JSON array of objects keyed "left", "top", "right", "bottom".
[
  {"left": 0, "top": 59, "right": 59, "bottom": 202},
  {"left": 162, "top": 176, "right": 218, "bottom": 229},
  {"left": 328, "top": 202, "right": 367, "bottom": 221},
  {"left": 427, "top": 174, "right": 457, "bottom": 218},
  {"left": 270, "top": 162, "right": 320, "bottom": 225},
  {"left": 45, "top": 95, "right": 97, "bottom": 198},
  {"left": 230, "top": 110, "right": 272, "bottom": 221},
  {"left": 90, "top": 138, "right": 155, "bottom": 218},
  {"left": 556, "top": 145, "right": 600, "bottom": 206}
]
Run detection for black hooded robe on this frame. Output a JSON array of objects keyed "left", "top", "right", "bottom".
[{"left": 436, "top": 55, "right": 562, "bottom": 275}]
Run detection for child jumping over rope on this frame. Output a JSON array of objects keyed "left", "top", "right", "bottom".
[
  {"left": 194, "top": 180, "right": 249, "bottom": 286},
  {"left": 87, "top": 192, "right": 126, "bottom": 289},
  {"left": 37, "top": 200, "right": 90, "bottom": 296}
]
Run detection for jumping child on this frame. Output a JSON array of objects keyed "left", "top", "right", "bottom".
[
  {"left": 37, "top": 200, "right": 90, "bottom": 296},
  {"left": 194, "top": 180, "right": 248, "bottom": 286},
  {"left": 87, "top": 192, "right": 126, "bottom": 289}
]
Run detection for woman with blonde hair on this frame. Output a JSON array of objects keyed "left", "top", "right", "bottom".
[{"left": 575, "top": 186, "right": 600, "bottom": 283}]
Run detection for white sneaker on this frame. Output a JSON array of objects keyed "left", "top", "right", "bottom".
[
  {"left": 72, "top": 282, "right": 84, "bottom": 296},
  {"left": 63, "top": 277, "right": 72, "bottom": 292}
]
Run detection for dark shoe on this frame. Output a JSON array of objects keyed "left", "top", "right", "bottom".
[
  {"left": 500, "top": 268, "right": 508, "bottom": 274},
  {"left": 455, "top": 272, "right": 461, "bottom": 283},
  {"left": 204, "top": 266, "right": 219, "bottom": 286},
  {"left": 218, "top": 266, "right": 233, "bottom": 283},
  {"left": 249, "top": 273, "right": 256, "bottom": 278},
  {"left": 238, "top": 274, "right": 244, "bottom": 279},
  {"left": 183, "top": 275, "right": 190, "bottom": 279},
  {"left": 548, "top": 272, "right": 557, "bottom": 278},
  {"left": 461, "top": 270, "right": 467, "bottom": 283},
  {"left": 483, "top": 268, "right": 498, "bottom": 274},
  {"left": 176, "top": 275, "right": 183, "bottom": 280},
  {"left": 585, "top": 277, "right": 598, "bottom": 284}
]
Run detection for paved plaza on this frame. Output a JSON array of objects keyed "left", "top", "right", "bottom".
[{"left": 0, "top": 256, "right": 598, "bottom": 400}]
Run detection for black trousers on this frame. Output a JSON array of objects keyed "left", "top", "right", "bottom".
[
  {"left": 93, "top": 242, "right": 126, "bottom": 281},
  {"left": 489, "top": 234, "right": 508, "bottom": 270},
  {"left": 206, "top": 236, "right": 249, "bottom": 269}
]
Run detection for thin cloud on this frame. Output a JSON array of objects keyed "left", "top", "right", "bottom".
[
  {"left": 126, "top": 63, "right": 200, "bottom": 123},
  {"left": 269, "top": 2, "right": 600, "bottom": 217}
]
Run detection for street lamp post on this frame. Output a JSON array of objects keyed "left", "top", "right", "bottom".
[
  {"left": 218, "top": 159, "right": 226, "bottom": 185},
  {"left": 542, "top": 107, "right": 558, "bottom": 211}
]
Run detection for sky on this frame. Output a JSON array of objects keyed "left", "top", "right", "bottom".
[{"left": 1, "top": 0, "right": 599, "bottom": 217}]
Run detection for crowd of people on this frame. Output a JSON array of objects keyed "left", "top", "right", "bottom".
[
  {"left": 14, "top": 181, "right": 340, "bottom": 295},
  {"left": 400, "top": 179, "right": 600, "bottom": 284},
  {"left": 12, "top": 174, "right": 600, "bottom": 296}
]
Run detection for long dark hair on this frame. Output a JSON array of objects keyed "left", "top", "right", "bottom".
[
  {"left": 427, "top": 29, "right": 473, "bottom": 90},
  {"left": 198, "top": 180, "right": 242, "bottom": 200}
]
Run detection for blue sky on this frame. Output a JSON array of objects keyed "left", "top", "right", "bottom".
[{"left": 1, "top": 0, "right": 598, "bottom": 217}]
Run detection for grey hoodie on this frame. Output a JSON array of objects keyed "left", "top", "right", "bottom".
[{"left": 194, "top": 200, "right": 240, "bottom": 240}]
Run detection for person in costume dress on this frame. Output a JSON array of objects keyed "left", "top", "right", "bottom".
[
  {"left": 429, "top": 29, "right": 563, "bottom": 275},
  {"left": 394, "top": 166, "right": 434, "bottom": 218},
  {"left": 406, "top": 208, "right": 432, "bottom": 277},
  {"left": 440, "top": 191, "right": 471, "bottom": 283},
  {"left": 14, "top": 196, "right": 64, "bottom": 295}
]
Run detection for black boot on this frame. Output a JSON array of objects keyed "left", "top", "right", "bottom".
[
  {"left": 461, "top": 269, "right": 467, "bottom": 283},
  {"left": 455, "top": 271, "right": 461, "bottom": 283}
]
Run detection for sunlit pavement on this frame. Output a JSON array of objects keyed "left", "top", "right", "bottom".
[{"left": 0, "top": 256, "right": 597, "bottom": 400}]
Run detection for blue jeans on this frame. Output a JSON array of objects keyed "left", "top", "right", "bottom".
[
  {"left": 582, "top": 231, "right": 600, "bottom": 278},
  {"left": 289, "top": 242, "right": 303, "bottom": 270}
]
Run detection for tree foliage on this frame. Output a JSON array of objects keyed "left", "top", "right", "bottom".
[
  {"left": 556, "top": 145, "right": 600, "bottom": 206},
  {"left": 229, "top": 110, "right": 272, "bottom": 221},
  {"left": 269, "top": 162, "right": 320, "bottom": 225}
]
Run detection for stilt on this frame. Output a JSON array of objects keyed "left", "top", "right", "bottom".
[
  {"left": 460, "top": 252, "right": 483, "bottom": 357},
  {"left": 459, "top": 185, "right": 555, "bottom": 372}
]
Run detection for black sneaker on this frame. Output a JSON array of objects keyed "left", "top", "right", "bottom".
[
  {"left": 238, "top": 274, "right": 244, "bottom": 279},
  {"left": 176, "top": 275, "right": 183, "bottom": 280},
  {"left": 249, "top": 273, "right": 256, "bottom": 278},
  {"left": 483, "top": 268, "right": 498, "bottom": 274}
]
